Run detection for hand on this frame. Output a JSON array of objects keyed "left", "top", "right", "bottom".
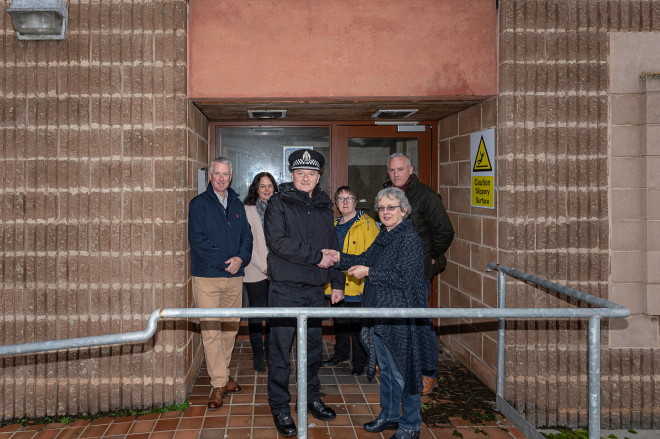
[
  {"left": 432, "top": 258, "right": 436, "bottom": 265},
  {"left": 348, "top": 265, "right": 369, "bottom": 279},
  {"left": 330, "top": 289, "right": 344, "bottom": 304},
  {"left": 322, "top": 249, "right": 340, "bottom": 263},
  {"left": 318, "top": 251, "right": 338, "bottom": 268},
  {"left": 225, "top": 256, "right": 242, "bottom": 275},
  {"left": 263, "top": 268, "right": 268, "bottom": 276}
]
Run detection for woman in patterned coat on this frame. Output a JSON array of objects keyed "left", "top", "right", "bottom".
[{"left": 324, "top": 187, "right": 434, "bottom": 439}]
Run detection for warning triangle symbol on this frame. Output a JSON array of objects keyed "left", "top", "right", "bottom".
[{"left": 473, "top": 136, "right": 492, "bottom": 172}]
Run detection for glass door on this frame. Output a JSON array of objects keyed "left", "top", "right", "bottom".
[
  {"left": 336, "top": 124, "right": 437, "bottom": 310},
  {"left": 214, "top": 126, "right": 331, "bottom": 198},
  {"left": 337, "top": 125, "right": 433, "bottom": 219}
]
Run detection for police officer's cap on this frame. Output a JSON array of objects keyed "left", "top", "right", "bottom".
[{"left": 288, "top": 149, "right": 324, "bottom": 171}]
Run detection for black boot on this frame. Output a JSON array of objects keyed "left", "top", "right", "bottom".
[
  {"left": 322, "top": 356, "right": 349, "bottom": 367},
  {"left": 388, "top": 429, "right": 420, "bottom": 439},
  {"left": 273, "top": 413, "right": 297, "bottom": 437},
  {"left": 364, "top": 415, "right": 399, "bottom": 432},
  {"left": 307, "top": 400, "right": 336, "bottom": 421},
  {"left": 253, "top": 354, "right": 266, "bottom": 372}
]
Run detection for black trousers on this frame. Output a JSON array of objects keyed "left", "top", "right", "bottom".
[
  {"left": 330, "top": 301, "right": 367, "bottom": 368},
  {"left": 244, "top": 279, "right": 270, "bottom": 358},
  {"left": 267, "top": 281, "right": 324, "bottom": 415}
]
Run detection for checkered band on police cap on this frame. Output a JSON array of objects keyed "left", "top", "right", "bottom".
[{"left": 288, "top": 149, "right": 324, "bottom": 171}]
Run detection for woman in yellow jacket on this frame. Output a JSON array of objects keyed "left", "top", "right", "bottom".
[{"left": 323, "top": 186, "right": 380, "bottom": 376}]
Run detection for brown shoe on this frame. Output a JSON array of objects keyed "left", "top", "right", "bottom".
[
  {"left": 421, "top": 375, "right": 436, "bottom": 395},
  {"left": 223, "top": 375, "right": 241, "bottom": 397},
  {"left": 207, "top": 387, "right": 224, "bottom": 410}
]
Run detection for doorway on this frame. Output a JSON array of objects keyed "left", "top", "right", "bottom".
[
  {"left": 209, "top": 121, "right": 439, "bottom": 310},
  {"left": 211, "top": 122, "right": 435, "bottom": 205}
]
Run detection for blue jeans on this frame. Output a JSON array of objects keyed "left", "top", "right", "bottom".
[
  {"left": 373, "top": 329, "right": 422, "bottom": 431},
  {"left": 423, "top": 280, "right": 439, "bottom": 377}
]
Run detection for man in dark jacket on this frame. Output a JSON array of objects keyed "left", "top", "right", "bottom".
[
  {"left": 188, "top": 157, "right": 253, "bottom": 411},
  {"left": 264, "top": 149, "right": 345, "bottom": 437},
  {"left": 385, "top": 152, "right": 454, "bottom": 395}
]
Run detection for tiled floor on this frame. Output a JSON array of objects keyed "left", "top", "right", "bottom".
[{"left": 0, "top": 341, "right": 524, "bottom": 439}]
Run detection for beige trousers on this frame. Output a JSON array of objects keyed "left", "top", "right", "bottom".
[{"left": 192, "top": 276, "right": 243, "bottom": 388}]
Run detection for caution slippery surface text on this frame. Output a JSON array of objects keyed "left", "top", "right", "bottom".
[{"left": 470, "top": 129, "right": 495, "bottom": 209}]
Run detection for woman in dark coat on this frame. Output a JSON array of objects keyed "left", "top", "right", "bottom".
[{"left": 324, "top": 187, "right": 434, "bottom": 439}]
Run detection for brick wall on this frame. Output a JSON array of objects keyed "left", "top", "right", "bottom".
[
  {"left": 438, "top": 0, "right": 660, "bottom": 429},
  {"left": 438, "top": 99, "right": 499, "bottom": 391},
  {"left": 0, "top": 0, "right": 207, "bottom": 420}
]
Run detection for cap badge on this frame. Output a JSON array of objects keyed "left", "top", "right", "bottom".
[{"left": 302, "top": 151, "right": 311, "bottom": 163}]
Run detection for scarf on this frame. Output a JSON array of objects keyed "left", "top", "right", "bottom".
[
  {"left": 399, "top": 174, "right": 416, "bottom": 191},
  {"left": 256, "top": 198, "right": 267, "bottom": 225}
]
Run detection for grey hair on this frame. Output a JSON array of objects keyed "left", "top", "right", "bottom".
[
  {"left": 209, "top": 157, "right": 232, "bottom": 176},
  {"left": 375, "top": 187, "right": 411, "bottom": 219},
  {"left": 387, "top": 152, "right": 412, "bottom": 168}
]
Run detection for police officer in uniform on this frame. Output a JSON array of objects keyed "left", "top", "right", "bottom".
[{"left": 264, "top": 149, "right": 345, "bottom": 437}]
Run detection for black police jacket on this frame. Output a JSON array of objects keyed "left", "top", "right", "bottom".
[
  {"left": 264, "top": 183, "right": 345, "bottom": 289},
  {"left": 385, "top": 175, "right": 454, "bottom": 279}
]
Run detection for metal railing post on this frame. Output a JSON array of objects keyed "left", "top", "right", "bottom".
[
  {"left": 496, "top": 269, "right": 506, "bottom": 400},
  {"left": 588, "top": 316, "right": 601, "bottom": 439},
  {"left": 296, "top": 314, "right": 308, "bottom": 438}
]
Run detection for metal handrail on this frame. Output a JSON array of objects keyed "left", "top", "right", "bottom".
[
  {"left": 0, "top": 263, "right": 629, "bottom": 439},
  {"left": 486, "top": 263, "right": 629, "bottom": 439}
]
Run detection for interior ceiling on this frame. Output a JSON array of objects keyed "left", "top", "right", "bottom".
[{"left": 192, "top": 99, "right": 489, "bottom": 122}]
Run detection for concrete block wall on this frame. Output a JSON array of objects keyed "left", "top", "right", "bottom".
[
  {"left": 0, "top": 0, "right": 207, "bottom": 420},
  {"left": 438, "top": 0, "right": 660, "bottom": 429},
  {"left": 184, "top": 103, "right": 208, "bottom": 410},
  {"left": 438, "top": 99, "right": 499, "bottom": 391}
]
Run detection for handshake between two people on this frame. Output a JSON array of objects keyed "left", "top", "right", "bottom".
[
  {"left": 317, "top": 249, "right": 370, "bottom": 281},
  {"left": 318, "top": 249, "right": 340, "bottom": 268}
]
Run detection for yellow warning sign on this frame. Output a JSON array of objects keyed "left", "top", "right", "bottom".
[
  {"left": 472, "top": 176, "right": 494, "bottom": 208},
  {"left": 472, "top": 136, "right": 492, "bottom": 172},
  {"left": 471, "top": 129, "right": 495, "bottom": 209}
]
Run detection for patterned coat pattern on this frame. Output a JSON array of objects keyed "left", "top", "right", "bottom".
[{"left": 336, "top": 219, "right": 436, "bottom": 396}]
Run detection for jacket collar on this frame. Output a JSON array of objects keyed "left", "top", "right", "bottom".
[
  {"left": 335, "top": 210, "right": 365, "bottom": 225},
  {"left": 383, "top": 174, "right": 419, "bottom": 190},
  {"left": 206, "top": 182, "right": 239, "bottom": 205},
  {"left": 376, "top": 218, "right": 412, "bottom": 245},
  {"left": 279, "top": 182, "right": 331, "bottom": 207}
]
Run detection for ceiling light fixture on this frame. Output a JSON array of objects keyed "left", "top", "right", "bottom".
[{"left": 247, "top": 110, "right": 287, "bottom": 119}]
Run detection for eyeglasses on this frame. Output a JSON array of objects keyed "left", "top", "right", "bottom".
[
  {"left": 337, "top": 196, "right": 356, "bottom": 203},
  {"left": 376, "top": 205, "right": 401, "bottom": 212}
]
